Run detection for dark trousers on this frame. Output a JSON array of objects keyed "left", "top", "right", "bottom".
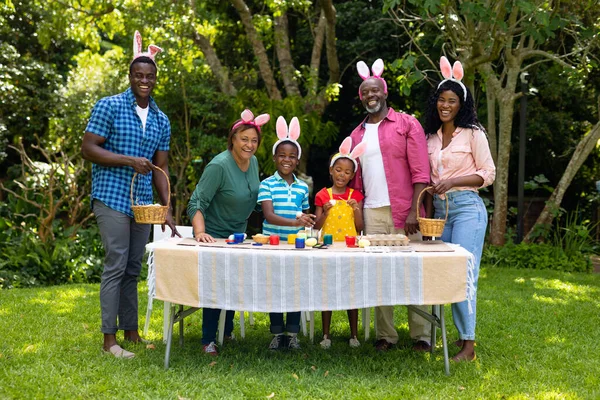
[
  {"left": 202, "top": 308, "right": 235, "bottom": 345},
  {"left": 269, "top": 312, "right": 301, "bottom": 334},
  {"left": 93, "top": 200, "right": 151, "bottom": 334}
]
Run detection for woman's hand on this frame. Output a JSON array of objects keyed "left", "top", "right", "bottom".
[
  {"left": 432, "top": 179, "right": 455, "bottom": 194},
  {"left": 194, "top": 232, "right": 216, "bottom": 243},
  {"left": 322, "top": 202, "right": 333, "bottom": 215}
]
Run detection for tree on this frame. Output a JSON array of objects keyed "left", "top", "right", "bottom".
[{"left": 385, "top": 0, "right": 600, "bottom": 245}]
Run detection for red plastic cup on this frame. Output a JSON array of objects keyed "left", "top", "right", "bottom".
[
  {"left": 345, "top": 235, "right": 356, "bottom": 247},
  {"left": 269, "top": 235, "right": 280, "bottom": 245}
]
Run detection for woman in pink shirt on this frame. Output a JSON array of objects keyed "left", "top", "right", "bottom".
[{"left": 423, "top": 58, "right": 496, "bottom": 362}]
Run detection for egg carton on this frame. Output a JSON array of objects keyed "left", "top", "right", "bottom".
[{"left": 363, "top": 234, "right": 410, "bottom": 247}]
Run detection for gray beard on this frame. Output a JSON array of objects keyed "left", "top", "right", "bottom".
[{"left": 365, "top": 101, "right": 382, "bottom": 114}]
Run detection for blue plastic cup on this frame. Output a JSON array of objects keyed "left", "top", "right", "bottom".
[
  {"left": 295, "top": 238, "right": 305, "bottom": 249},
  {"left": 234, "top": 233, "right": 245, "bottom": 243}
]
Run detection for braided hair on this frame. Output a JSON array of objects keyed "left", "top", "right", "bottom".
[{"left": 423, "top": 80, "right": 482, "bottom": 136}]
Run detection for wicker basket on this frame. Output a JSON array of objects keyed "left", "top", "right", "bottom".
[
  {"left": 130, "top": 166, "right": 170, "bottom": 224},
  {"left": 416, "top": 186, "right": 448, "bottom": 237}
]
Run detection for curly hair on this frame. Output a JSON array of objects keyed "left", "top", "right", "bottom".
[{"left": 423, "top": 80, "right": 482, "bottom": 135}]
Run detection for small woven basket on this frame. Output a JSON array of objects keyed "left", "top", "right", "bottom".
[
  {"left": 130, "top": 166, "right": 170, "bottom": 224},
  {"left": 416, "top": 186, "right": 448, "bottom": 237}
]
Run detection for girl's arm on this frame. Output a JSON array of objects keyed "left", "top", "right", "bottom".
[
  {"left": 313, "top": 205, "right": 326, "bottom": 230},
  {"left": 347, "top": 199, "right": 364, "bottom": 233}
]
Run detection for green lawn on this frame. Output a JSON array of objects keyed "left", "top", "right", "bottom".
[{"left": 1, "top": 267, "right": 599, "bottom": 399}]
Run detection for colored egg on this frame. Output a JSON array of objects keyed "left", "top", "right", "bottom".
[
  {"left": 358, "top": 239, "right": 371, "bottom": 248},
  {"left": 306, "top": 238, "right": 318, "bottom": 247}
]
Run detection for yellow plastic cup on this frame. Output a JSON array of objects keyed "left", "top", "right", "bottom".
[{"left": 287, "top": 234, "right": 297, "bottom": 244}]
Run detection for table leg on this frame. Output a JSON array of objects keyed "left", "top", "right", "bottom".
[
  {"left": 178, "top": 304, "right": 184, "bottom": 346},
  {"left": 309, "top": 312, "right": 315, "bottom": 343},
  {"left": 164, "top": 304, "right": 176, "bottom": 370},
  {"left": 362, "top": 308, "right": 370, "bottom": 342},
  {"left": 249, "top": 312, "right": 255, "bottom": 326},
  {"left": 301, "top": 311, "right": 307, "bottom": 336},
  {"left": 430, "top": 305, "right": 438, "bottom": 354},
  {"left": 162, "top": 301, "right": 171, "bottom": 343},
  {"left": 218, "top": 309, "right": 226, "bottom": 346},
  {"left": 143, "top": 294, "right": 152, "bottom": 337},
  {"left": 240, "top": 311, "right": 245, "bottom": 339},
  {"left": 440, "top": 304, "right": 450, "bottom": 376}
]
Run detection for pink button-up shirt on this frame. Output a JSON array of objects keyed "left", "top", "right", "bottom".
[
  {"left": 349, "top": 108, "right": 430, "bottom": 229},
  {"left": 427, "top": 127, "right": 496, "bottom": 192}
]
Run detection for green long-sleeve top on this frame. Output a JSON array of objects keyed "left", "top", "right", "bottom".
[{"left": 187, "top": 150, "right": 260, "bottom": 238}]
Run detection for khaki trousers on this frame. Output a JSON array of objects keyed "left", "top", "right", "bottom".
[{"left": 364, "top": 206, "right": 431, "bottom": 344}]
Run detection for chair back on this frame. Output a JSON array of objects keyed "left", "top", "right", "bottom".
[{"left": 152, "top": 225, "right": 193, "bottom": 242}]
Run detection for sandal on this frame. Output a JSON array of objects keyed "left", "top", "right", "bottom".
[{"left": 104, "top": 344, "right": 135, "bottom": 359}]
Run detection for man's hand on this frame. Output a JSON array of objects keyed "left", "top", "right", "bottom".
[
  {"left": 130, "top": 157, "right": 154, "bottom": 174},
  {"left": 162, "top": 211, "right": 181, "bottom": 238},
  {"left": 404, "top": 209, "right": 419, "bottom": 235}
]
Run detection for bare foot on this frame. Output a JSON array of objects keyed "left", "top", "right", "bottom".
[
  {"left": 124, "top": 330, "right": 147, "bottom": 344},
  {"left": 452, "top": 339, "right": 476, "bottom": 362}
]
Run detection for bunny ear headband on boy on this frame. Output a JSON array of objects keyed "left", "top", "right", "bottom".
[
  {"left": 438, "top": 56, "right": 467, "bottom": 101},
  {"left": 232, "top": 109, "right": 271, "bottom": 132},
  {"left": 272, "top": 116, "right": 302, "bottom": 159},
  {"left": 330, "top": 137, "right": 368, "bottom": 171},
  {"left": 132, "top": 30, "right": 163, "bottom": 66},
  {"left": 357, "top": 58, "right": 388, "bottom": 99}
]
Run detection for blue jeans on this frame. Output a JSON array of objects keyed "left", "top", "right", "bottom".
[
  {"left": 202, "top": 308, "right": 234, "bottom": 345},
  {"left": 269, "top": 312, "right": 301, "bottom": 334},
  {"left": 434, "top": 190, "right": 487, "bottom": 341}
]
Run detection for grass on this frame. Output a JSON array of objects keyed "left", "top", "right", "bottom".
[{"left": 1, "top": 267, "right": 599, "bottom": 399}]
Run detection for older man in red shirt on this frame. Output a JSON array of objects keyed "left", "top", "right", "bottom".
[{"left": 349, "top": 74, "right": 432, "bottom": 352}]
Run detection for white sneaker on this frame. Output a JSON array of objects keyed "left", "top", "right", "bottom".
[
  {"left": 320, "top": 335, "right": 331, "bottom": 349},
  {"left": 349, "top": 337, "right": 360, "bottom": 348}
]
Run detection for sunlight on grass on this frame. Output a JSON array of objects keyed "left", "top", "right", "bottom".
[
  {"left": 514, "top": 277, "right": 525, "bottom": 284},
  {"left": 532, "top": 293, "right": 567, "bottom": 305},
  {"left": 531, "top": 278, "right": 598, "bottom": 302},
  {"left": 545, "top": 335, "right": 566, "bottom": 344}
]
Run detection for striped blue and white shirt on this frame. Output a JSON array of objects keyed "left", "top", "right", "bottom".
[
  {"left": 85, "top": 88, "right": 171, "bottom": 217},
  {"left": 257, "top": 172, "right": 310, "bottom": 239}
]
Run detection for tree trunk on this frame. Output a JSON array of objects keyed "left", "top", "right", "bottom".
[
  {"left": 274, "top": 13, "right": 301, "bottom": 97},
  {"left": 525, "top": 120, "right": 600, "bottom": 241},
  {"left": 309, "top": 10, "right": 326, "bottom": 96},
  {"left": 192, "top": 32, "right": 237, "bottom": 96},
  {"left": 486, "top": 88, "right": 498, "bottom": 164},
  {"left": 230, "top": 0, "right": 282, "bottom": 100},
  {"left": 321, "top": 0, "right": 340, "bottom": 84}
]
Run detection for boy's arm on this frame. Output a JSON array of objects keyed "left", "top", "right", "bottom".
[{"left": 262, "top": 200, "right": 311, "bottom": 227}]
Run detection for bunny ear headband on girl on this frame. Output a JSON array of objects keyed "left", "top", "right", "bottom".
[
  {"left": 132, "top": 30, "right": 163, "bottom": 66},
  {"left": 330, "top": 137, "right": 368, "bottom": 171},
  {"left": 357, "top": 58, "right": 388, "bottom": 99},
  {"left": 438, "top": 56, "right": 467, "bottom": 101},
  {"left": 232, "top": 109, "right": 271, "bottom": 132},
  {"left": 272, "top": 116, "right": 302, "bottom": 159}
]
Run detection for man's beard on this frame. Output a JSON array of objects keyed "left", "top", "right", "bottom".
[{"left": 364, "top": 100, "right": 383, "bottom": 114}]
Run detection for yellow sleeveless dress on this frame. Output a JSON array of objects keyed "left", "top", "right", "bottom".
[{"left": 321, "top": 188, "right": 357, "bottom": 242}]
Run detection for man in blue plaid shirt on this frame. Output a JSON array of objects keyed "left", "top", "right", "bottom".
[{"left": 81, "top": 33, "right": 178, "bottom": 359}]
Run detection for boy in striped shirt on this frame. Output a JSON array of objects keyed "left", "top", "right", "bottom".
[{"left": 257, "top": 127, "right": 315, "bottom": 350}]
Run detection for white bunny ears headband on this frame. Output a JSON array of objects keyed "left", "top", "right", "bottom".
[
  {"left": 330, "top": 137, "right": 367, "bottom": 171},
  {"left": 132, "top": 30, "right": 163, "bottom": 66},
  {"left": 272, "top": 116, "right": 302, "bottom": 159},
  {"left": 232, "top": 109, "right": 270, "bottom": 132},
  {"left": 438, "top": 56, "right": 467, "bottom": 101},
  {"left": 357, "top": 58, "right": 388, "bottom": 99}
]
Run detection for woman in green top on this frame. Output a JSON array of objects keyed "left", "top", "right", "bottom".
[{"left": 187, "top": 109, "right": 270, "bottom": 355}]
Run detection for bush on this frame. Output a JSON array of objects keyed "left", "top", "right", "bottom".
[
  {"left": 482, "top": 241, "right": 592, "bottom": 273},
  {"left": 0, "top": 217, "right": 105, "bottom": 289}
]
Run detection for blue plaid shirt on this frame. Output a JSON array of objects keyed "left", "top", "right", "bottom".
[{"left": 85, "top": 88, "right": 171, "bottom": 217}]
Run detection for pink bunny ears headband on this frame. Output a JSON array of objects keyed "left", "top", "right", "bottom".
[
  {"left": 273, "top": 116, "right": 302, "bottom": 159},
  {"left": 131, "top": 30, "right": 163, "bottom": 66},
  {"left": 438, "top": 56, "right": 467, "bottom": 101},
  {"left": 330, "top": 137, "right": 367, "bottom": 171},
  {"left": 232, "top": 109, "right": 271, "bottom": 132},
  {"left": 357, "top": 58, "right": 388, "bottom": 99}
]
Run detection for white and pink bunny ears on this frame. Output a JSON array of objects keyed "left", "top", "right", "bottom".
[
  {"left": 232, "top": 109, "right": 271, "bottom": 132},
  {"left": 272, "top": 116, "right": 302, "bottom": 159},
  {"left": 357, "top": 58, "right": 388, "bottom": 99},
  {"left": 438, "top": 56, "right": 467, "bottom": 101},
  {"left": 131, "top": 30, "right": 163, "bottom": 66},
  {"left": 330, "top": 137, "right": 367, "bottom": 171}
]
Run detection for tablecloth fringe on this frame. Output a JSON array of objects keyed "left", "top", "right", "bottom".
[{"left": 146, "top": 249, "right": 156, "bottom": 299}]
